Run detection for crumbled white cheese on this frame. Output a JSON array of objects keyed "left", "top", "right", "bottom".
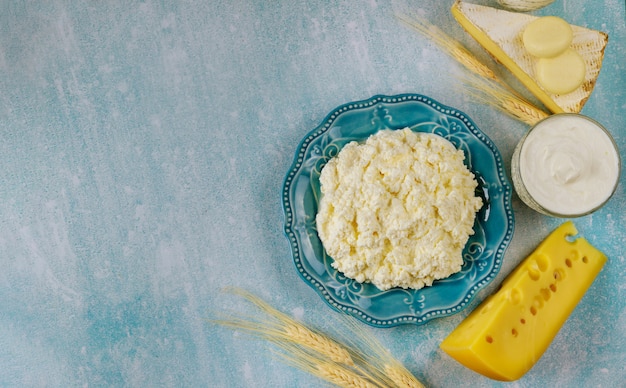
[{"left": 316, "top": 128, "right": 483, "bottom": 291}]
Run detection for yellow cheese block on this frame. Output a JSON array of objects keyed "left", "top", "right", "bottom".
[
  {"left": 440, "top": 221, "right": 607, "bottom": 381},
  {"left": 451, "top": 1, "right": 608, "bottom": 114}
]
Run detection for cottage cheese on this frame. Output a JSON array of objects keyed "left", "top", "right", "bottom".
[{"left": 316, "top": 128, "right": 483, "bottom": 291}]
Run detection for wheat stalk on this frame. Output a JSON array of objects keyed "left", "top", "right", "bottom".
[
  {"left": 332, "top": 314, "right": 425, "bottom": 388},
  {"left": 283, "top": 322, "right": 354, "bottom": 366},
  {"left": 274, "top": 340, "right": 385, "bottom": 388},
  {"left": 211, "top": 288, "right": 426, "bottom": 388},
  {"left": 317, "top": 362, "right": 381, "bottom": 388},
  {"left": 214, "top": 287, "right": 355, "bottom": 366},
  {"left": 461, "top": 73, "right": 549, "bottom": 125},
  {"left": 396, "top": 12, "right": 549, "bottom": 125},
  {"left": 501, "top": 96, "right": 549, "bottom": 125},
  {"left": 384, "top": 363, "right": 425, "bottom": 388},
  {"left": 211, "top": 314, "right": 354, "bottom": 365}
]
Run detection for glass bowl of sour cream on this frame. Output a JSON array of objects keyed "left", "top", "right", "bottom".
[{"left": 511, "top": 113, "right": 621, "bottom": 218}]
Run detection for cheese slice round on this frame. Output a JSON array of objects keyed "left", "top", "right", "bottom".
[
  {"left": 523, "top": 16, "right": 573, "bottom": 58},
  {"left": 536, "top": 49, "right": 586, "bottom": 94}
]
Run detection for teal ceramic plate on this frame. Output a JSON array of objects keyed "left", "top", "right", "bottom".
[{"left": 282, "top": 94, "right": 514, "bottom": 327}]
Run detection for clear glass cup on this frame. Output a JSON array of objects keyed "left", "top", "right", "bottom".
[{"left": 511, "top": 113, "right": 621, "bottom": 218}]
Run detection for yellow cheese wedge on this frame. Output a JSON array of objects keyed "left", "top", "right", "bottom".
[
  {"left": 451, "top": 1, "right": 608, "bottom": 113},
  {"left": 440, "top": 221, "right": 607, "bottom": 381}
]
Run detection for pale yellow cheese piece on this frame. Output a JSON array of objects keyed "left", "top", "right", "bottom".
[
  {"left": 536, "top": 49, "right": 586, "bottom": 94},
  {"left": 523, "top": 16, "right": 573, "bottom": 58},
  {"left": 451, "top": 1, "right": 608, "bottom": 113}
]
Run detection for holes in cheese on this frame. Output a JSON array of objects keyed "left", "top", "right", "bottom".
[
  {"left": 527, "top": 266, "right": 540, "bottom": 281},
  {"left": 554, "top": 267, "right": 564, "bottom": 278},
  {"left": 535, "top": 254, "right": 549, "bottom": 271},
  {"left": 508, "top": 288, "right": 522, "bottom": 304},
  {"left": 540, "top": 287, "right": 551, "bottom": 301},
  {"left": 440, "top": 221, "right": 607, "bottom": 381}
]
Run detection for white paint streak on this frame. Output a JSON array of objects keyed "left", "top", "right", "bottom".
[
  {"left": 54, "top": 10, "right": 79, "bottom": 59},
  {"left": 292, "top": 306, "right": 305, "bottom": 321},
  {"left": 15, "top": 201, "right": 82, "bottom": 306},
  {"left": 346, "top": 19, "right": 372, "bottom": 75},
  {"left": 243, "top": 360, "right": 254, "bottom": 383}
]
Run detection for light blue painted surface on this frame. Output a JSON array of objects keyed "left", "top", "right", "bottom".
[{"left": 0, "top": 1, "right": 623, "bottom": 387}]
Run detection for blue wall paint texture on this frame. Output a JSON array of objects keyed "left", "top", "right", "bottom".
[{"left": 0, "top": 1, "right": 624, "bottom": 386}]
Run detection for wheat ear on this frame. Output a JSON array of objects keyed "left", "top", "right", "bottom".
[
  {"left": 396, "top": 12, "right": 548, "bottom": 125},
  {"left": 317, "top": 362, "right": 380, "bottom": 388},
  {"left": 274, "top": 341, "right": 386, "bottom": 388},
  {"left": 332, "top": 314, "right": 425, "bottom": 388},
  {"left": 384, "top": 363, "right": 425, "bottom": 388},
  {"left": 214, "top": 287, "right": 354, "bottom": 366},
  {"left": 282, "top": 322, "right": 354, "bottom": 366},
  {"left": 461, "top": 74, "right": 549, "bottom": 125},
  {"left": 212, "top": 289, "right": 426, "bottom": 388}
]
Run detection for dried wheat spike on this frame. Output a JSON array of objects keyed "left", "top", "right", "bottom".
[
  {"left": 283, "top": 323, "right": 355, "bottom": 366},
  {"left": 384, "top": 363, "right": 426, "bottom": 388},
  {"left": 316, "top": 362, "right": 380, "bottom": 388}
]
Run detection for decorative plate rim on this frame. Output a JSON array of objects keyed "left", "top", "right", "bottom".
[{"left": 282, "top": 93, "right": 515, "bottom": 327}]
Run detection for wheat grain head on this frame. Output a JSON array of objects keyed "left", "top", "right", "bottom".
[
  {"left": 384, "top": 363, "right": 426, "bottom": 388},
  {"left": 461, "top": 74, "right": 549, "bottom": 125},
  {"left": 218, "top": 287, "right": 355, "bottom": 366}
]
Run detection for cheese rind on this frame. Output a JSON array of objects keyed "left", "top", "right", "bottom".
[{"left": 440, "top": 221, "right": 607, "bottom": 381}]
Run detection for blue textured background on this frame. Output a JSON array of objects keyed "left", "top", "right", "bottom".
[{"left": 0, "top": 1, "right": 623, "bottom": 387}]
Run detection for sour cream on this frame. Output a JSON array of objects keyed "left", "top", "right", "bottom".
[{"left": 511, "top": 114, "right": 620, "bottom": 217}]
